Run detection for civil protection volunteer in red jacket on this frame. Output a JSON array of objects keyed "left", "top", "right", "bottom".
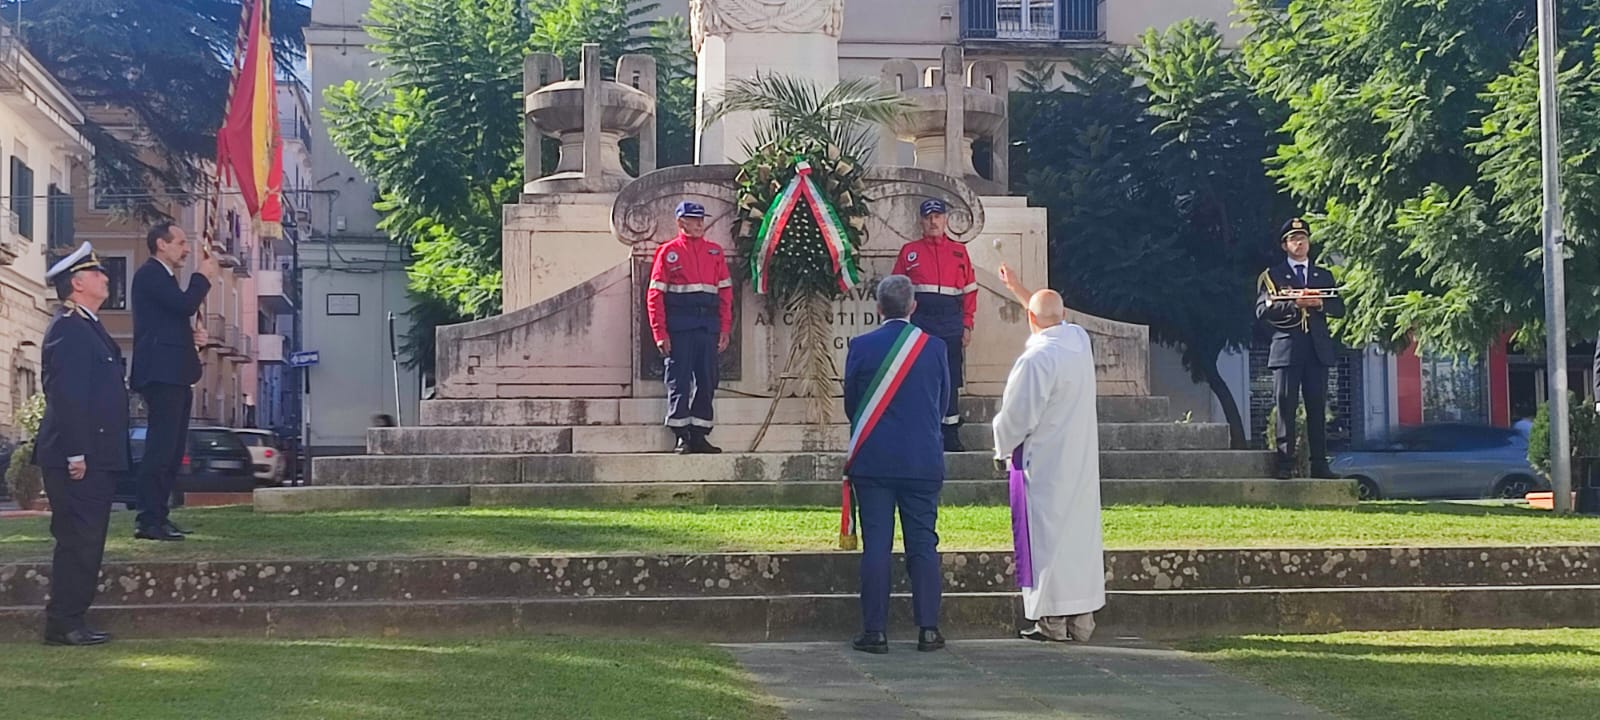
[
  {"left": 891, "top": 198, "right": 976, "bottom": 452},
  {"left": 646, "top": 201, "right": 733, "bottom": 454}
]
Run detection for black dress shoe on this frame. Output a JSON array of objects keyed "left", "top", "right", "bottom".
[
  {"left": 851, "top": 631, "right": 888, "bottom": 654},
  {"left": 917, "top": 627, "right": 946, "bottom": 652},
  {"left": 135, "top": 525, "right": 185, "bottom": 542},
  {"left": 1310, "top": 465, "right": 1338, "bottom": 480},
  {"left": 44, "top": 628, "right": 111, "bottom": 646},
  {"left": 1274, "top": 464, "right": 1294, "bottom": 480},
  {"left": 163, "top": 521, "right": 190, "bottom": 536}
]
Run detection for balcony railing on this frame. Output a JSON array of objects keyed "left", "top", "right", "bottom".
[
  {"left": 256, "top": 268, "right": 295, "bottom": 314},
  {"left": 257, "top": 333, "right": 286, "bottom": 364},
  {"left": 229, "top": 331, "right": 254, "bottom": 364},
  {"left": 0, "top": 206, "right": 21, "bottom": 265},
  {"left": 960, "top": 0, "right": 1104, "bottom": 42},
  {"left": 204, "top": 313, "right": 227, "bottom": 351},
  {"left": 279, "top": 114, "right": 313, "bottom": 152}
]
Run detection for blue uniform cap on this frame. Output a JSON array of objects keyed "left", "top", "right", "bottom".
[
  {"left": 676, "top": 201, "right": 706, "bottom": 219},
  {"left": 920, "top": 199, "right": 947, "bottom": 217}
]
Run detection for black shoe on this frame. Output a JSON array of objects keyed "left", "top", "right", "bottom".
[
  {"left": 917, "top": 627, "right": 946, "bottom": 652},
  {"left": 851, "top": 631, "right": 888, "bottom": 654},
  {"left": 44, "top": 628, "right": 111, "bottom": 646},
  {"left": 163, "top": 521, "right": 190, "bottom": 536},
  {"left": 942, "top": 427, "right": 965, "bottom": 453},
  {"left": 673, "top": 436, "right": 692, "bottom": 455},
  {"left": 135, "top": 525, "right": 184, "bottom": 542},
  {"left": 1310, "top": 465, "right": 1337, "bottom": 480},
  {"left": 689, "top": 434, "right": 723, "bottom": 455},
  {"left": 1274, "top": 459, "right": 1294, "bottom": 480}
]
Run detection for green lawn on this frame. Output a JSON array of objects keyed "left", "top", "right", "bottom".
[
  {"left": 0, "top": 637, "right": 781, "bottom": 720},
  {"left": 1185, "top": 629, "right": 1600, "bottom": 720},
  {"left": 0, "top": 502, "right": 1596, "bottom": 563}
]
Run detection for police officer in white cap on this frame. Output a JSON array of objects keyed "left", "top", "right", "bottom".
[{"left": 36, "top": 242, "right": 130, "bottom": 646}]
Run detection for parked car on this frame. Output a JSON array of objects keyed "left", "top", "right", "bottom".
[
  {"left": 1329, "top": 424, "right": 1547, "bottom": 501},
  {"left": 114, "top": 426, "right": 256, "bottom": 508},
  {"left": 232, "top": 428, "right": 285, "bottom": 485}
]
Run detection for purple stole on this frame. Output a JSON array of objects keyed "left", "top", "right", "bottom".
[{"left": 1009, "top": 444, "right": 1034, "bottom": 588}]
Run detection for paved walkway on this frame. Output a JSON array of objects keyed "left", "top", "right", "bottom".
[{"left": 726, "top": 639, "right": 1338, "bottom": 719}]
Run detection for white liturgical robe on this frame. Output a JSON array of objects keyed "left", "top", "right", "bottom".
[{"left": 992, "top": 323, "right": 1105, "bottom": 619}]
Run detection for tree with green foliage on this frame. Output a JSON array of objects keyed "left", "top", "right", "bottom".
[
  {"left": 2, "top": 0, "right": 310, "bottom": 221},
  {"left": 323, "top": 0, "right": 695, "bottom": 373},
  {"left": 1235, "top": 0, "right": 1600, "bottom": 356},
  {"left": 1013, "top": 20, "right": 1284, "bottom": 447}
]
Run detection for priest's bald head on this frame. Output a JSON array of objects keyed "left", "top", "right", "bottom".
[{"left": 1027, "top": 290, "right": 1065, "bottom": 333}]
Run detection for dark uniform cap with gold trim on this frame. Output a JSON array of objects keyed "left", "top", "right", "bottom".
[
  {"left": 45, "top": 241, "right": 107, "bottom": 296},
  {"left": 1279, "top": 217, "right": 1311, "bottom": 242}
]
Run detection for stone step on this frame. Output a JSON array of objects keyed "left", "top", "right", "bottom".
[
  {"left": 418, "top": 395, "right": 1174, "bottom": 427},
  {"left": 256, "top": 478, "right": 1356, "bottom": 512},
  {"left": 3, "top": 584, "right": 1595, "bottom": 642},
  {"left": 367, "top": 421, "right": 1233, "bottom": 455},
  {"left": 311, "top": 450, "right": 1275, "bottom": 486},
  {"left": 9, "top": 547, "right": 1585, "bottom": 608}
]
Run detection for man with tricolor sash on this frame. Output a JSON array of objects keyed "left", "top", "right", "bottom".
[
  {"left": 892, "top": 199, "right": 977, "bottom": 452},
  {"left": 842, "top": 275, "right": 951, "bottom": 654},
  {"left": 647, "top": 202, "right": 734, "bottom": 454}
]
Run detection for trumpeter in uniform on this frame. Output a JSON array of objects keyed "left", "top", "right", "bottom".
[
  {"left": 892, "top": 199, "right": 977, "bottom": 451},
  {"left": 1255, "top": 218, "right": 1344, "bottom": 479},
  {"left": 646, "top": 201, "right": 733, "bottom": 453},
  {"left": 36, "top": 242, "right": 130, "bottom": 646}
]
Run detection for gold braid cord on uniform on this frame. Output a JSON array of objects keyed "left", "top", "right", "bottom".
[{"left": 1257, "top": 270, "right": 1309, "bottom": 332}]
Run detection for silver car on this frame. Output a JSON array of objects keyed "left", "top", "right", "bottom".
[{"left": 1329, "top": 424, "right": 1546, "bottom": 501}]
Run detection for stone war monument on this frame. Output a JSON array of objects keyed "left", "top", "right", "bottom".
[{"left": 270, "top": 0, "right": 1354, "bottom": 513}]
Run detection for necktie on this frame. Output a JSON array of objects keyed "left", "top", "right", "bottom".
[{"left": 1293, "top": 265, "right": 1307, "bottom": 288}]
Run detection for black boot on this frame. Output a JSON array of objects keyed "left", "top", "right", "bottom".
[
  {"left": 689, "top": 429, "right": 722, "bottom": 454},
  {"left": 672, "top": 428, "right": 692, "bottom": 455},
  {"left": 942, "top": 425, "right": 965, "bottom": 453}
]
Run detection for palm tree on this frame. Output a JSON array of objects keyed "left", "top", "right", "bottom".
[
  {"left": 705, "top": 74, "right": 911, "bottom": 162},
  {"left": 705, "top": 75, "right": 910, "bottom": 434}
]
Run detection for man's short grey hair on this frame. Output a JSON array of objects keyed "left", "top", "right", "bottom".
[{"left": 878, "top": 275, "right": 915, "bottom": 319}]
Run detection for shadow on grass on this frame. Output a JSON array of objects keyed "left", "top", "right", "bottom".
[{"left": 0, "top": 637, "right": 784, "bottom": 720}]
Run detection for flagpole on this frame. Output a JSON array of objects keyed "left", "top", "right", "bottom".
[{"left": 1536, "top": 0, "right": 1573, "bottom": 513}]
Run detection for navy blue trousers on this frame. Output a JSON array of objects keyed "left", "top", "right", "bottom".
[
  {"left": 855, "top": 476, "right": 942, "bottom": 633},
  {"left": 939, "top": 333, "right": 964, "bottom": 427},
  {"left": 664, "top": 328, "right": 717, "bottom": 432}
]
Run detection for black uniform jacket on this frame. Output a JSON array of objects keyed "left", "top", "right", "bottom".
[
  {"left": 35, "top": 305, "right": 131, "bottom": 472},
  {"left": 129, "top": 258, "right": 209, "bottom": 389},
  {"left": 1255, "top": 260, "right": 1344, "bottom": 369}
]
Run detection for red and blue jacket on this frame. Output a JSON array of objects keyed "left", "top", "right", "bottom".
[
  {"left": 891, "top": 234, "right": 977, "bottom": 337},
  {"left": 646, "top": 233, "right": 733, "bottom": 343}
]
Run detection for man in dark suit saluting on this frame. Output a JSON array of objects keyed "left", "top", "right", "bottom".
[
  {"left": 130, "top": 222, "right": 218, "bottom": 541},
  {"left": 843, "top": 274, "right": 952, "bottom": 654},
  {"left": 37, "top": 242, "right": 129, "bottom": 645},
  {"left": 1255, "top": 217, "right": 1344, "bottom": 479}
]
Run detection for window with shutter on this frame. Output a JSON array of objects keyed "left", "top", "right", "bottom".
[
  {"left": 9, "top": 157, "right": 32, "bottom": 239},
  {"left": 46, "top": 184, "right": 74, "bottom": 250}
]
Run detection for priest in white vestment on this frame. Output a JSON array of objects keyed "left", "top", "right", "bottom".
[{"left": 992, "top": 289, "right": 1105, "bottom": 642}]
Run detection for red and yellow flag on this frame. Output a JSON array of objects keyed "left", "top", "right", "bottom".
[{"left": 216, "top": 0, "right": 283, "bottom": 238}]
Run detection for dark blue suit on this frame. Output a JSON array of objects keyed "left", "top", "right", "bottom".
[
  {"left": 844, "top": 319, "right": 951, "bottom": 634},
  {"left": 129, "top": 258, "right": 209, "bottom": 529},
  {"left": 35, "top": 304, "right": 130, "bottom": 634}
]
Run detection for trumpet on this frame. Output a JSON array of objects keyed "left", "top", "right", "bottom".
[{"left": 1268, "top": 287, "right": 1343, "bottom": 302}]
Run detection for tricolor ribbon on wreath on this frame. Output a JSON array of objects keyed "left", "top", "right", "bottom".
[
  {"left": 839, "top": 323, "right": 932, "bottom": 550},
  {"left": 751, "top": 160, "right": 862, "bottom": 295}
]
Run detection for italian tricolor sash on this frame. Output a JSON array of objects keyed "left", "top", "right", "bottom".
[{"left": 839, "top": 322, "right": 932, "bottom": 549}]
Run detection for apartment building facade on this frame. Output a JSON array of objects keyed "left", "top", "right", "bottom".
[
  {"left": 0, "top": 21, "right": 93, "bottom": 438},
  {"left": 72, "top": 103, "right": 262, "bottom": 429}
]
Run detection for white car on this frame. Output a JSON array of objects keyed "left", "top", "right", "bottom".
[{"left": 232, "top": 429, "right": 285, "bottom": 485}]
